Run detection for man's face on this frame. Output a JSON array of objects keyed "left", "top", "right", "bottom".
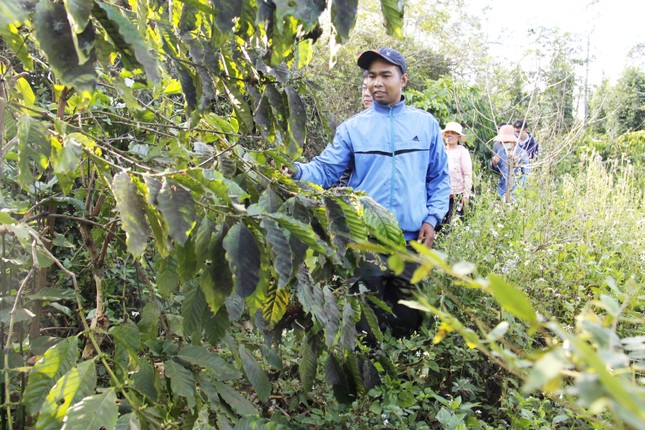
[
  {"left": 366, "top": 58, "right": 407, "bottom": 106},
  {"left": 361, "top": 80, "right": 373, "bottom": 108},
  {"left": 515, "top": 126, "right": 528, "bottom": 140}
]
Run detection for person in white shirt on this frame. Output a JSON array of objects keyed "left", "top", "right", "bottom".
[{"left": 440, "top": 121, "right": 472, "bottom": 229}]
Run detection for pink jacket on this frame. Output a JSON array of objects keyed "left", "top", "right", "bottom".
[{"left": 445, "top": 144, "right": 472, "bottom": 198}]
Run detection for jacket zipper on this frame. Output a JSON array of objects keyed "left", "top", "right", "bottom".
[{"left": 389, "top": 107, "right": 395, "bottom": 210}]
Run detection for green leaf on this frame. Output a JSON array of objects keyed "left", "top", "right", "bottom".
[
  {"left": 164, "top": 360, "right": 196, "bottom": 410},
  {"left": 486, "top": 321, "right": 509, "bottom": 342},
  {"left": 204, "top": 307, "right": 231, "bottom": 347},
  {"left": 36, "top": 360, "right": 97, "bottom": 430},
  {"left": 268, "top": 212, "right": 327, "bottom": 254},
  {"left": 28, "top": 287, "right": 76, "bottom": 302},
  {"left": 223, "top": 222, "right": 261, "bottom": 298},
  {"left": 0, "top": 0, "right": 28, "bottom": 27},
  {"left": 184, "top": 37, "right": 216, "bottom": 111},
  {"left": 225, "top": 291, "right": 245, "bottom": 322},
  {"left": 178, "top": 3, "right": 198, "bottom": 33},
  {"left": 0, "top": 212, "right": 16, "bottom": 225},
  {"left": 298, "top": 339, "right": 317, "bottom": 393},
  {"left": 236, "top": 0, "right": 256, "bottom": 37},
  {"left": 53, "top": 134, "right": 83, "bottom": 175},
  {"left": 199, "top": 169, "right": 250, "bottom": 203},
  {"left": 24, "top": 337, "right": 80, "bottom": 415},
  {"left": 323, "top": 196, "right": 351, "bottom": 259},
  {"left": 109, "top": 321, "right": 140, "bottom": 365},
  {"left": 133, "top": 359, "right": 160, "bottom": 401},
  {"left": 211, "top": 0, "right": 243, "bottom": 33},
  {"left": 34, "top": 0, "right": 96, "bottom": 91},
  {"left": 16, "top": 114, "right": 51, "bottom": 190},
  {"left": 194, "top": 216, "right": 214, "bottom": 265},
  {"left": 64, "top": 0, "right": 95, "bottom": 63},
  {"left": 333, "top": 196, "right": 368, "bottom": 242},
  {"left": 343, "top": 352, "right": 363, "bottom": 394},
  {"left": 115, "top": 413, "right": 141, "bottom": 430},
  {"left": 239, "top": 346, "right": 272, "bottom": 402},
  {"left": 112, "top": 172, "right": 151, "bottom": 258},
  {"left": 331, "top": 0, "right": 358, "bottom": 42},
  {"left": 64, "top": 0, "right": 92, "bottom": 33},
  {"left": 285, "top": 85, "right": 306, "bottom": 154},
  {"left": 339, "top": 301, "right": 357, "bottom": 351},
  {"left": 273, "top": 0, "right": 326, "bottom": 32},
  {"left": 213, "top": 381, "right": 259, "bottom": 416},
  {"left": 325, "top": 353, "right": 352, "bottom": 404},
  {"left": 175, "top": 63, "right": 197, "bottom": 111},
  {"left": 296, "top": 266, "right": 327, "bottom": 326},
  {"left": 487, "top": 274, "right": 537, "bottom": 325},
  {"left": 248, "top": 187, "right": 284, "bottom": 215},
  {"left": 16, "top": 77, "right": 35, "bottom": 107},
  {"left": 360, "top": 300, "right": 383, "bottom": 343},
  {"left": 61, "top": 388, "right": 118, "bottom": 430},
  {"left": 177, "top": 345, "right": 241, "bottom": 380},
  {"left": 359, "top": 196, "right": 405, "bottom": 246},
  {"left": 261, "top": 218, "right": 294, "bottom": 288},
  {"left": 0, "top": 23, "right": 33, "bottom": 69},
  {"left": 379, "top": 0, "right": 405, "bottom": 38},
  {"left": 93, "top": 2, "right": 160, "bottom": 84},
  {"left": 253, "top": 92, "right": 275, "bottom": 140},
  {"left": 137, "top": 302, "right": 160, "bottom": 345},
  {"left": 204, "top": 225, "right": 234, "bottom": 314},
  {"left": 452, "top": 261, "right": 476, "bottom": 276},
  {"left": 522, "top": 349, "right": 565, "bottom": 393},
  {"left": 0, "top": 307, "right": 32, "bottom": 324},
  {"left": 323, "top": 287, "right": 340, "bottom": 347},
  {"left": 176, "top": 0, "right": 218, "bottom": 15},
  {"left": 182, "top": 282, "right": 206, "bottom": 337},
  {"left": 156, "top": 256, "right": 180, "bottom": 297},
  {"left": 262, "top": 283, "right": 290, "bottom": 328},
  {"left": 265, "top": 83, "right": 287, "bottom": 127},
  {"left": 142, "top": 177, "right": 170, "bottom": 257},
  {"left": 156, "top": 180, "right": 197, "bottom": 246},
  {"left": 221, "top": 79, "right": 253, "bottom": 134}
]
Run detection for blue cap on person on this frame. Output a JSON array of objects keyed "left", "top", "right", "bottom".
[{"left": 357, "top": 47, "right": 407, "bottom": 74}]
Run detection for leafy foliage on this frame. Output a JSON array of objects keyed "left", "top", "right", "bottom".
[{"left": 0, "top": 0, "right": 643, "bottom": 428}]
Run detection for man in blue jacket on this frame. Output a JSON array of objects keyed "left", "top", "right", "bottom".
[
  {"left": 513, "top": 119, "right": 539, "bottom": 160},
  {"left": 291, "top": 47, "right": 450, "bottom": 248}
]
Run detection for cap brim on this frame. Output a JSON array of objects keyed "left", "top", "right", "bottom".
[{"left": 357, "top": 50, "right": 383, "bottom": 70}]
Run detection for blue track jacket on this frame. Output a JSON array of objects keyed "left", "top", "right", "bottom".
[
  {"left": 494, "top": 145, "right": 530, "bottom": 197},
  {"left": 294, "top": 98, "right": 450, "bottom": 241}
]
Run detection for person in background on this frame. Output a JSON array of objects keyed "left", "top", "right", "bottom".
[
  {"left": 440, "top": 122, "right": 472, "bottom": 228},
  {"left": 491, "top": 124, "right": 530, "bottom": 201},
  {"left": 491, "top": 123, "right": 507, "bottom": 175},
  {"left": 513, "top": 119, "right": 539, "bottom": 160},
  {"left": 361, "top": 70, "right": 373, "bottom": 109}
]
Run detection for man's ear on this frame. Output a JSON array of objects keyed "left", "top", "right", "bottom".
[{"left": 401, "top": 73, "right": 409, "bottom": 87}]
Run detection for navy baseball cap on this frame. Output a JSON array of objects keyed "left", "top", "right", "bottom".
[{"left": 357, "top": 47, "right": 407, "bottom": 74}]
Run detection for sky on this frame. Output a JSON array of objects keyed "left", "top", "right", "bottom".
[{"left": 471, "top": 0, "right": 645, "bottom": 85}]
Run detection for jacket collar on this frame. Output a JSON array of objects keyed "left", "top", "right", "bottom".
[{"left": 372, "top": 96, "right": 406, "bottom": 115}]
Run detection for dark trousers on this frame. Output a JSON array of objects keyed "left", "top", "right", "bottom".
[
  {"left": 353, "top": 249, "right": 422, "bottom": 342},
  {"left": 437, "top": 195, "right": 464, "bottom": 232}
]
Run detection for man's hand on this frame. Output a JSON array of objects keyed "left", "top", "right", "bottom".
[
  {"left": 281, "top": 165, "right": 295, "bottom": 177},
  {"left": 417, "top": 222, "right": 436, "bottom": 248},
  {"left": 492, "top": 154, "right": 500, "bottom": 166}
]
